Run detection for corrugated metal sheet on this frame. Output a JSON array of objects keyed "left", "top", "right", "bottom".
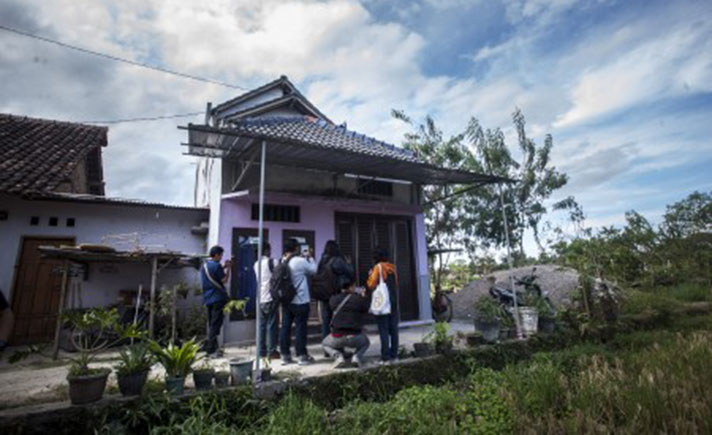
[{"left": 181, "top": 116, "right": 508, "bottom": 185}]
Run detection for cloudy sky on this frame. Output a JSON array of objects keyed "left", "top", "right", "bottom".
[{"left": 1, "top": 0, "right": 711, "bottom": 239}]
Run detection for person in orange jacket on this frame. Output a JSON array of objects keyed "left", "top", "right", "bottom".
[{"left": 367, "top": 247, "right": 399, "bottom": 364}]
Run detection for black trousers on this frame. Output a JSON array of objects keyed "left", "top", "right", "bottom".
[{"left": 205, "top": 301, "right": 226, "bottom": 354}]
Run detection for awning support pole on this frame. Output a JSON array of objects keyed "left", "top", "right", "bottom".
[
  {"left": 149, "top": 257, "right": 158, "bottom": 338},
  {"left": 498, "top": 184, "right": 523, "bottom": 339},
  {"left": 171, "top": 284, "right": 177, "bottom": 343},
  {"left": 52, "top": 260, "right": 70, "bottom": 360},
  {"left": 255, "top": 139, "right": 267, "bottom": 383}
]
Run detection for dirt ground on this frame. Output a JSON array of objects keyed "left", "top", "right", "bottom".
[{"left": 0, "top": 321, "right": 472, "bottom": 411}]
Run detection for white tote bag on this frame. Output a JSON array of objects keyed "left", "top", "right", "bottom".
[{"left": 369, "top": 264, "right": 391, "bottom": 315}]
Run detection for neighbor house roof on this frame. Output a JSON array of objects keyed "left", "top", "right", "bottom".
[
  {"left": 211, "top": 75, "right": 332, "bottom": 123},
  {"left": 182, "top": 115, "right": 510, "bottom": 185},
  {"left": 0, "top": 113, "right": 108, "bottom": 195}
]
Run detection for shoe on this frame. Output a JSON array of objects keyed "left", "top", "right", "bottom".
[
  {"left": 379, "top": 360, "right": 391, "bottom": 366},
  {"left": 270, "top": 351, "right": 281, "bottom": 360},
  {"left": 354, "top": 354, "right": 366, "bottom": 369},
  {"left": 334, "top": 355, "right": 349, "bottom": 369},
  {"left": 281, "top": 355, "right": 295, "bottom": 365},
  {"left": 298, "top": 355, "right": 315, "bottom": 366},
  {"left": 323, "top": 351, "right": 331, "bottom": 359}
]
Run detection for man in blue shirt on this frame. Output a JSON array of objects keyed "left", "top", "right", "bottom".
[
  {"left": 279, "top": 239, "right": 317, "bottom": 365},
  {"left": 201, "top": 245, "right": 231, "bottom": 356}
]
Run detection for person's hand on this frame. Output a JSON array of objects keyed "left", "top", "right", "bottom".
[{"left": 224, "top": 259, "right": 232, "bottom": 268}]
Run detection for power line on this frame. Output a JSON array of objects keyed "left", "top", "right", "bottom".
[
  {"left": 0, "top": 24, "right": 248, "bottom": 91},
  {"left": 79, "top": 111, "right": 204, "bottom": 124}
]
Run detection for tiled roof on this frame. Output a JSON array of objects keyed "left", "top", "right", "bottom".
[
  {"left": 0, "top": 114, "right": 107, "bottom": 194},
  {"left": 225, "top": 115, "right": 419, "bottom": 162},
  {"left": 212, "top": 75, "right": 333, "bottom": 124},
  {"left": 33, "top": 192, "right": 208, "bottom": 212}
]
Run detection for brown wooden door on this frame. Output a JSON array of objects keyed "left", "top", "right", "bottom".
[
  {"left": 334, "top": 213, "right": 419, "bottom": 321},
  {"left": 11, "top": 237, "right": 74, "bottom": 344}
]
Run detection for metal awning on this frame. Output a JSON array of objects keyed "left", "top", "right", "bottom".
[
  {"left": 180, "top": 120, "right": 510, "bottom": 185},
  {"left": 39, "top": 246, "right": 204, "bottom": 359}
]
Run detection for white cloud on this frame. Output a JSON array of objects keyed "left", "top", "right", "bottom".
[
  {"left": 0, "top": 0, "right": 710, "bottom": 256},
  {"left": 555, "top": 22, "right": 712, "bottom": 127}
]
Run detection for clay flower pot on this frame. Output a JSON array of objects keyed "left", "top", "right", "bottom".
[
  {"left": 117, "top": 370, "right": 149, "bottom": 397},
  {"left": 67, "top": 369, "right": 110, "bottom": 405}
]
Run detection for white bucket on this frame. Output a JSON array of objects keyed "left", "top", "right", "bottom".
[{"left": 518, "top": 307, "right": 538, "bottom": 336}]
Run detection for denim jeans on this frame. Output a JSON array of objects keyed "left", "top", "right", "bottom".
[
  {"left": 258, "top": 301, "right": 279, "bottom": 357},
  {"left": 279, "top": 303, "right": 310, "bottom": 358},
  {"left": 375, "top": 313, "right": 399, "bottom": 361},
  {"left": 205, "top": 301, "right": 226, "bottom": 354},
  {"left": 319, "top": 300, "right": 333, "bottom": 339},
  {"left": 322, "top": 333, "right": 370, "bottom": 361}
]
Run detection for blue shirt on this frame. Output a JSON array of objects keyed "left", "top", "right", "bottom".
[
  {"left": 201, "top": 260, "right": 228, "bottom": 305},
  {"left": 288, "top": 256, "right": 317, "bottom": 305}
]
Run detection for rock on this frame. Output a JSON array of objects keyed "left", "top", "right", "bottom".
[{"left": 450, "top": 264, "right": 580, "bottom": 320}]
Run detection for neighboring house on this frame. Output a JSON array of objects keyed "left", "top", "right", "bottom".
[
  {"left": 0, "top": 114, "right": 208, "bottom": 345},
  {"left": 185, "top": 76, "right": 501, "bottom": 343}
]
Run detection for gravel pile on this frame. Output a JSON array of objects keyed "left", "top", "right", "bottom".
[{"left": 449, "top": 264, "right": 580, "bottom": 320}]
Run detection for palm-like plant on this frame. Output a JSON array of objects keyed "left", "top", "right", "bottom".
[
  {"left": 149, "top": 338, "right": 200, "bottom": 378},
  {"left": 116, "top": 344, "right": 154, "bottom": 376},
  {"left": 65, "top": 308, "right": 145, "bottom": 376}
]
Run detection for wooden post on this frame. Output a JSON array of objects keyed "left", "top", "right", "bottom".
[
  {"left": 52, "top": 260, "right": 69, "bottom": 360},
  {"left": 148, "top": 257, "right": 158, "bottom": 338}
]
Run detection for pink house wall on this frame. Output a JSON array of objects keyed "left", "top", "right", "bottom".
[{"left": 216, "top": 192, "right": 432, "bottom": 332}]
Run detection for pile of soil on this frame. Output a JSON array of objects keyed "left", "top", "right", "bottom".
[{"left": 449, "top": 264, "right": 580, "bottom": 320}]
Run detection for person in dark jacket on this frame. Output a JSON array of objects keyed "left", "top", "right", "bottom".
[
  {"left": 0, "top": 289, "right": 13, "bottom": 352},
  {"left": 322, "top": 281, "right": 370, "bottom": 368},
  {"left": 367, "top": 247, "right": 399, "bottom": 364},
  {"left": 201, "top": 245, "right": 231, "bottom": 356},
  {"left": 316, "top": 241, "right": 355, "bottom": 341}
]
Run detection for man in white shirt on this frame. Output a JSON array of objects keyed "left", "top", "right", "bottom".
[
  {"left": 254, "top": 243, "right": 279, "bottom": 359},
  {"left": 279, "top": 239, "right": 318, "bottom": 365}
]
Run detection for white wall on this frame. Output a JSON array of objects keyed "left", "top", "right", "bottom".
[{"left": 0, "top": 194, "right": 209, "bottom": 308}]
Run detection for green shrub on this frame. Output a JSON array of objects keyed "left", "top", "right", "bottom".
[
  {"left": 258, "top": 392, "right": 327, "bottom": 435},
  {"left": 659, "top": 282, "right": 711, "bottom": 302}
]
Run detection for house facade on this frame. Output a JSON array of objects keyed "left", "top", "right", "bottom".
[
  {"left": 187, "top": 77, "right": 500, "bottom": 344},
  {"left": 0, "top": 114, "right": 208, "bottom": 345}
]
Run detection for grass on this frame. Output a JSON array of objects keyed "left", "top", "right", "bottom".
[
  {"left": 129, "top": 314, "right": 712, "bottom": 434},
  {"left": 9, "top": 281, "right": 711, "bottom": 433}
]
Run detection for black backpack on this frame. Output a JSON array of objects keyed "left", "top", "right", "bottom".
[
  {"left": 269, "top": 255, "right": 298, "bottom": 304},
  {"left": 312, "top": 258, "right": 337, "bottom": 301}
]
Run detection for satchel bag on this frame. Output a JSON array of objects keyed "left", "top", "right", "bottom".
[{"left": 369, "top": 264, "right": 391, "bottom": 315}]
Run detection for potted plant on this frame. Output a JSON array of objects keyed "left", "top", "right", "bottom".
[
  {"left": 413, "top": 342, "right": 434, "bottom": 357},
  {"left": 424, "top": 321, "right": 454, "bottom": 354},
  {"left": 517, "top": 293, "right": 539, "bottom": 336},
  {"left": 474, "top": 297, "right": 506, "bottom": 343},
  {"left": 65, "top": 308, "right": 144, "bottom": 405},
  {"left": 214, "top": 370, "right": 230, "bottom": 388},
  {"left": 256, "top": 356, "right": 272, "bottom": 382},
  {"left": 116, "top": 344, "right": 153, "bottom": 396},
  {"left": 229, "top": 357, "right": 253, "bottom": 385},
  {"left": 150, "top": 338, "right": 200, "bottom": 395},
  {"left": 192, "top": 360, "right": 215, "bottom": 391}
]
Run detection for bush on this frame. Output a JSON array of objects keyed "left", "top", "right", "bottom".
[
  {"left": 332, "top": 373, "right": 514, "bottom": 435},
  {"left": 659, "top": 283, "right": 711, "bottom": 302},
  {"left": 258, "top": 392, "right": 327, "bottom": 435}
]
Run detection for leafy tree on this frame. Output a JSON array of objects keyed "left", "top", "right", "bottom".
[
  {"left": 465, "top": 109, "right": 576, "bottom": 255},
  {"left": 393, "top": 108, "right": 576, "bottom": 288}
]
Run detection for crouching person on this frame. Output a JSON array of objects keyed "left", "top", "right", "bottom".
[{"left": 322, "top": 283, "right": 370, "bottom": 369}]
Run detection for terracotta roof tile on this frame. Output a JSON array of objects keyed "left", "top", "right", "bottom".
[{"left": 0, "top": 114, "right": 107, "bottom": 194}]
